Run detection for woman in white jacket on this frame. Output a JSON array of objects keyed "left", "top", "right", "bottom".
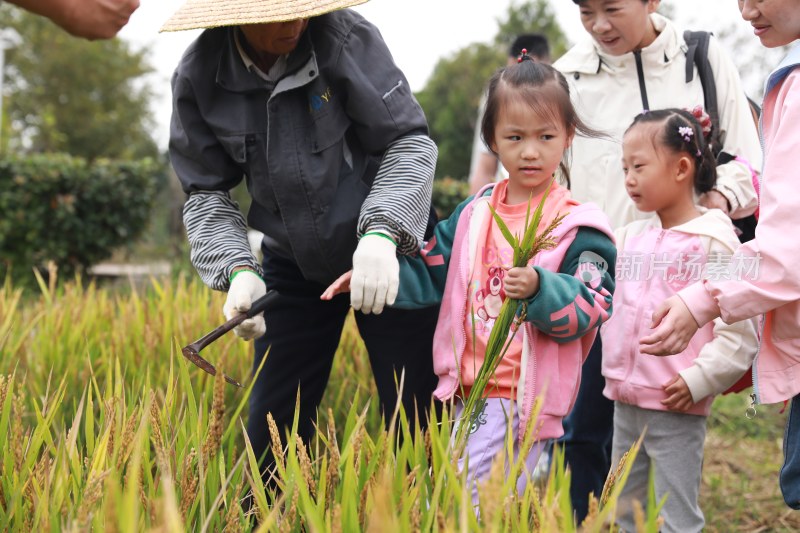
[{"left": 553, "top": 0, "right": 761, "bottom": 520}]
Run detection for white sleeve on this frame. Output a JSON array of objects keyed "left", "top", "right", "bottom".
[
  {"left": 707, "top": 36, "right": 761, "bottom": 217},
  {"left": 679, "top": 235, "right": 758, "bottom": 402},
  {"left": 468, "top": 93, "right": 492, "bottom": 175}
]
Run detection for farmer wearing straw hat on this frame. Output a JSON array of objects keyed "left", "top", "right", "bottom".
[{"left": 164, "top": 0, "right": 440, "bottom": 471}]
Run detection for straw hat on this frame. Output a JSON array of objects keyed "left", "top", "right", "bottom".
[{"left": 161, "top": 0, "right": 371, "bottom": 32}]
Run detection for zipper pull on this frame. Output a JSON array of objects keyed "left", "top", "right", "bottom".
[{"left": 746, "top": 392, "right": 757, "bottom": 419}]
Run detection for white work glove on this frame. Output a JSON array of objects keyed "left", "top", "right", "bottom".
[
  {"left": 351, "top": 232, "right": 399, "bottom": 315},
  {"left": 223, "top": 270, "right": 267, "bottom": 340}
]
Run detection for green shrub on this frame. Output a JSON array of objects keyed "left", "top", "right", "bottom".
[
  {"left": 432, "top": 176, "right": 470, "bottom": 219},
  {"left": 0, "top": 154, "right": 162, "bottom": 282}
]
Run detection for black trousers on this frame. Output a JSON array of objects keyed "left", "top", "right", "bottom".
[
  {"left": 558, "top": 336, "right": 614, "bottom": 522},
  {"left": 248, "top": 251, "right": 440, "bottom": 472}
]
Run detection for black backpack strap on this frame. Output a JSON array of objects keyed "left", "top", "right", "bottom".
[
  {"left": 684, "top": 31, "right": 699, "bottom": 83},
  {"left": 684, "top": 30, "right": 721, "bottom": 154}
]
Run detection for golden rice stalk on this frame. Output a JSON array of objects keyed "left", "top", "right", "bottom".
[
  {"left": 102, "top": 477, "right": 117, "bottom": 533},
  {"left": 296, "top": 435, "right": 317, "bottom": 499},
  {"left": 478, "top": 453, "right": 507, "bottom": 524},
  {"left": 436, "top": 509, "right": 447, "bottom": 532},
  {"left": 502, "top": 494, "right": 514, "bottom": 527},
  {"left": 601, "top": 450, "right": 631, "bottom": 508},
  {"left": 331, "top": 503, "right": 343, "bottom": 533},
  {"left": 179, "top": 448, "right": 198, "bottom": 521},
  {"left": 149, "top": 397, "right": 167, "bottom": 468},
  {"left": 424, "top": 427, "right": 433, "bottom": 466},
  {"left": 326, "top": 410, "right": 340, "bottom": 509},
  {"left": 581, "top": 493, "right": 600, "bottom": 530},
  {"left": 12, "top": 387, "right": 26, "bottom": 471},
  {"left": 0, "top": 373, "right": 8, "bottom": 507},
  {"left": 25, "top": 454, "right": 52, "bottom": 507},
  {"left": 532, "top": 491, "right": 540, "bottom": 532},
  {"left": 105, "top": 397, "right": 118, "bottom": 460},
  {"left": 358, "top": 480, "right": 370, "bottom": 527},
  {"left": 633, "top": 499, "right": 646, "bottom": 533},
  {"left": 0, "top": 375, "right": 9, "bottom": 417},
  {"left": 116, "top": 407, "right": 139, "bottom": 470},
  {"left": 279, "top": 488, "right": 298, "bottom": 533},
  {"left": 76, "top": 469, "right": 111, "bottom": 529},
  {"left": 222, "top": 478, "right": 244, "bottom": 533},
  {"left": 203, "top": 357, "right": 226, "bottom": 464},
  {"left": 267, "top": 413, "right": 285, "bottom": 469},
  {"left": 405, "top": 465, "right": 419, "bottom": 489},
  {"left": 352, "top": 425, "right": 365, "bottom": 475}
]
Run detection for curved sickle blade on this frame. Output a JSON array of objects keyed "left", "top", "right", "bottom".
[{"left": 181, "top": 346, "right": 243, "bottom": 388}]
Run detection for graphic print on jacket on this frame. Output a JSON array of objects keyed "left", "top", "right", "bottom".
[{"left": 462, "top": 198, "right": 531, "bottom": 399}]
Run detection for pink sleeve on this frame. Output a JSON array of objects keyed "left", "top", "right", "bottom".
[
  {"left": 693, "top": 72, "right": 800, "bottom": 324},
  {"left": 678, "top": 281, "right": 722, "bottom": 328}
]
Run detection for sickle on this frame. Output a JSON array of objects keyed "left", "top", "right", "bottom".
[{"left": 181, "top": 290, "right": 279, "bottom": 388}]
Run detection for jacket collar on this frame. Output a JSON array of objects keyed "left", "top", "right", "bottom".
[
  {"left": 556, "top": 13, "right": 683, "bottom": 75},
  {"left": 472, "top": 181, "right": 614, "bottom": 243},
  {"left": 766, "top": 40, "right": 800, "bottom": 96},
  {"left": 639, "top": 208, "right": 739, "bottom": 251},
  {"left": 215, "top": 27, "right": 318, "bottom": 94}
]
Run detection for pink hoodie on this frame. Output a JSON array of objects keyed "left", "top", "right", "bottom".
[
  {"left": 603, "top": 211, "right": 758, "bottom": 416},
  {"left": 679, "top": 45, "right": 800, "bottom": 405},
  {"left": 432, "top": 184, "right": 615, "bottom": 441}
]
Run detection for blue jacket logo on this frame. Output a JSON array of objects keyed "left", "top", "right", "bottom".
[{"left": 310, "top": 87, "right": 333, "bottom": 112}]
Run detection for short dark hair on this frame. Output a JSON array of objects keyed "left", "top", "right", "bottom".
[{"left": 508, "top": 34, "right": 551, "bottom": 62}]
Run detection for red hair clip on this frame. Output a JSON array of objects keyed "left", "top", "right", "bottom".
[{"left": 517, "top": 48, "right": 528, "bottom": 63}]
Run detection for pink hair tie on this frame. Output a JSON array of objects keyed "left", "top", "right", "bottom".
[{"left": 687, "top": 105, "right": 713, "bottom": 139}]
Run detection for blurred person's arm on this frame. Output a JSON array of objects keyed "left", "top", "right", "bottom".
[
  {"left": 7, "top": 0, "right": 139, "bottom": 40},
  {"left": 468, "top": 152, "right": 499, "bottom": 196},
  {"left": 702, "top": 33, "right": 760, "bottom": 217}
]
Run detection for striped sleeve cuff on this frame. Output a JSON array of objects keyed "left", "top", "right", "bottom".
[
  {"left": 183, "top": 191, "right": 262, "bottom": 291},
  {"left": 357, "top": 134, "right": 436, "bottom": 255}
]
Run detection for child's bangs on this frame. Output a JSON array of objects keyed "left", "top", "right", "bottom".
[{"left": 501, "top": 81, "right": 571, "bottom": 133}]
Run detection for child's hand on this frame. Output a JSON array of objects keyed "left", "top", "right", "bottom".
[
  {"left": 321, "top": 271, "right": 352, "bottom": 300},
  {"left": 661, "top": 375, "right": 694, "bottom": 412},
  {"left": 639, "top": 295, "right": 700, "bottom": 355},
  {"left": 503, "top": 266, "right": 540, "bottom": 300}
]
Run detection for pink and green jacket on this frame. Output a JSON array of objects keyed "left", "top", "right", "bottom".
[{"left": 395, "top": 183, "right": 616, "bottom": 441}]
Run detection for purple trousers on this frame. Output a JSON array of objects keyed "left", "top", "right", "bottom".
[{"left": 454, "top": 398, "right": 549, "bottom": 506}]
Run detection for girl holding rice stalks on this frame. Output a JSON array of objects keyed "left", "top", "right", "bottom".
[{"left": 323, "top": 51, "right": 616, "bottom": 503}]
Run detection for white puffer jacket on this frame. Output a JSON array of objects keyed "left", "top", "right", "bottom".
[{"left": 555, "top": 13, "right": 760, "bottom": 229}]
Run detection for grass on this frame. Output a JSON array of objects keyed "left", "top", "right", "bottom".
[
  {"left": 0, "top": 273, "right": 794, "bottom": 531},
  {"left": 703, "top": 394, "right": 800, "bottom": 532}
]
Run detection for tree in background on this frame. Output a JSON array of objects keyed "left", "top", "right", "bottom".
[
  {"left": 416, "top": 43, "right": 503, "bottom": 183},
  {"left": 0, "top": 5, "right": 159, "bottom": 161},
  {"left": 416, "top": 0, "right": 569, "bottom": 182},
  {"left": 495, "top": 0, "right": 569, "bottom": 60}
]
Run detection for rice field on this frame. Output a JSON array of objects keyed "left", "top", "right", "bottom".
[{"left": 0, "top": 272, "right": 794, "bottom": 531}]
